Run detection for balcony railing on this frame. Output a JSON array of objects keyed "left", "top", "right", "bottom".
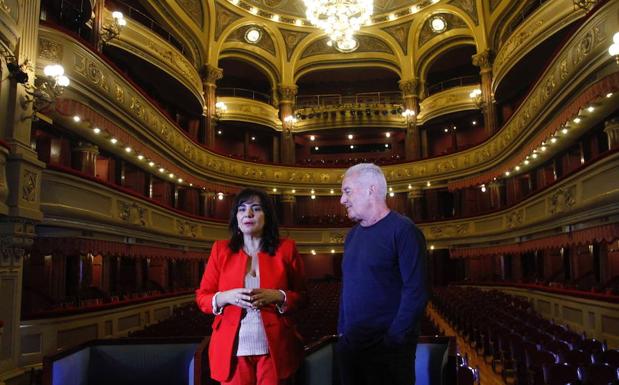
[
  {"left": 501, "top": 0, "right": 552, "bottom": 44},
  {"left": 295, "top": 91, "right": 403, "bottom": 108},
  {"left": 426, "top": 76, "right": 480, "bottom": 96},
  {"left": 216, "top": 87, "right": 272, "bottom": 104},
  {"left": 108, "top": 0, "right": 188, "bottom": 56}
]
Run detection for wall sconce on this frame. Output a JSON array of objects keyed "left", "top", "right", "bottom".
[
  {"left": 469, "top": 88, "right": 483, "bottom": 109},
  {"left": 100, "top": 11, "right": 126, "bottom": 45},
  {"left": 402, "top": 109, "right": 415, "bottom": 123},
  {"left": 609, "top": 32, "right": 619, "bottom": 64},
  {"left": 22, "top": 64, "right": 70, "bottom": 119},
  {"left": 214, "top": 101, "right": 227, "bottom": 120},
  {"left": 283, "top": 115, "right": 297, "bottom": 126}
]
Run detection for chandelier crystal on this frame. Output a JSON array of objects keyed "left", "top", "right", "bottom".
[{"left": 303, "top": 0, "right": 373, "bottom": 49}]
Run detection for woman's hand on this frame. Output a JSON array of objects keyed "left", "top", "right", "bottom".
[
  {"left": 218, "top": 288, "right": 254, "bottom": 309},
  {"left": 248, "top": 288, "right": 285, "bottom": 309}
]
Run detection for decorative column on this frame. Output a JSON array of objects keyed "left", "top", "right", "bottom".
[
  {"left": 91, "top": 0, "right": 106, "bottom": 53},
  {"left": 272, "top": 135, "right": 280, "bottom": 163},
  {"left": 200, "top": 65, "right": 223, "bottom": 148},
  {"left": 407, "top": 186, "right": 424, "bottom": 222},
  {"left": 399, "top": 79, "right": 421, "bottom": 160},
  {"left": 278, "top": 85, "right": 297, "bottom": 165},
  {"left": 488, "top": 180, "right": 503, "bottom": 209},
  {"left": 0, "top": 0, "right": 44, "bottom": 374},
  {"left": 72, "top": 142, "right": 99, "bottom": 177},
  {"left": 200, "top": 190, "right": 215, "bottom": 217},
  {"left": 604, "top": 118, "right": 619, "bottom": 150},
  {"left": 472, "top": 49, "right": 498, "bottom": 137},
  {"left": 281, "top": 194, "right": 296, "bottom": 226}
]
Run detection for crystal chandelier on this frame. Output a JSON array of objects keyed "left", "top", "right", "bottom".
[{"left": 304, "top": 0, "right": 373, "bottom": 51}]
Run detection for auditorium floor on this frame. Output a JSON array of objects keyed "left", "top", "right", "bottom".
[{"left": 427, "top": 305, "right": 506, "bottom": 385}]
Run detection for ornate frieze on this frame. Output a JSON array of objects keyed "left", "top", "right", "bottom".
[
  {"left": 201, "top": 64, "right": 223, "bottom": 86},
  {"left": 38, "top": 38, "right": 63, "bottom": 62},
  {"left": 214, "top": 4, "right": 243, "bottom": 41},
  {"left": 399, "top": 79, "right": 419, "bottom": 96},
  {"left": 21, "top": 170, "right": 37, "bottom": 203},
  {"left": 118, "top": 201, "right": 147, "bottom": 226},
  {"left": 176, "top": 0, "right": 203, "bottom": 28},
  {"left": 381, "top": 21, "right": 412, "bottom": 55},
  {"left": 277, "top": 85, "right": 298, "bottom": 102},
  {"left": 548, "top": 187, "right": 575, "bottom": 215},
  {"left": 419, "top": 13, "right": 468, "bottom": 47},
  {"left": 448, "top": 0, "right": 478, "bottom": 25},
  {"left": 472, "top": 49, "right": 494, "bottom": 70},
  {"left": 225, "top": 25, "right": 276, "bottom": 55},
  {"left": 300, "top": 35, "right": 394, "bottom": 59},
  {"left": 279, "top": 29, "right": 310, "bottom": 61}
]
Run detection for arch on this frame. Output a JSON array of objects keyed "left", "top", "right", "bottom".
[
  {"left": 417, "top": 38, "right": 476, "bottom": 82},
  {"left": 294, "top": 60, "right": 402, "bottom": 85},
  {"left": 410, "top": 6, "right": 479, "bottom": 62},
  {"left": 289, "top": 30, "right": 404, "bottom": 68},
  {"left": 213, "top": 18, "right": 285, "bottom": 65},
  {"left": 218, "top": 51, "right": 280, "bottom": 92}
]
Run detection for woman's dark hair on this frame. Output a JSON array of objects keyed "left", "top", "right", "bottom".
[{"left": 228, "top": 188, "right": 280, "bottom": 255}]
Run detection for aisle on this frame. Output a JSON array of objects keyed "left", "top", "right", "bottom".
[{"left": 427, "top": 305, "right": 506, "bottom": 385}]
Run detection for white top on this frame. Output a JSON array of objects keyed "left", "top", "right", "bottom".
[{"left": 235, "top": 269, "right": 270, "bottom": 356}]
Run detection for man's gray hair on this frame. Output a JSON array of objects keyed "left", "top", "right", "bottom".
[{"left": 344, "top": 163, "right": 388, "bottom": 198}]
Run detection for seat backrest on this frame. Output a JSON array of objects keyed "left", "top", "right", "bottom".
[
  {"left": 562, "top": 349, "right": 592, "bottom": 366},
  {"left": 595, "top": 349, "right": 619, "bottom": 366},
  {"left": 456, "top": 365, "right": 478, "bottom": 385},
  {"left": 542, "top": 363, "right": 580, "bottom": 385},
  {"left": 579, "top": 363, "right": 619, "bottom": 385}
]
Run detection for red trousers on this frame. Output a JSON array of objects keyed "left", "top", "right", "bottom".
[{"left": 222, "top": 354, "right": 289, "bottom": 385}]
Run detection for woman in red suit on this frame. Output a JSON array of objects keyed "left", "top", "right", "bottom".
[{"left": 196, "top": 187, "right": 307, "bottom": 385}]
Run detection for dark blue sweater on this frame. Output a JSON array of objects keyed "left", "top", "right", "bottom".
[{"left": 338, "top": 211, "right": 428, "bottom": 349}]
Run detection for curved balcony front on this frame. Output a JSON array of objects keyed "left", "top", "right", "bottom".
[{"left": 38, "top": 0, "right": 619, "bottom": 191}]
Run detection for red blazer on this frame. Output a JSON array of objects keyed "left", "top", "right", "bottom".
[{"left": 195, "top": 238, "right": 307, "bottom": 381}]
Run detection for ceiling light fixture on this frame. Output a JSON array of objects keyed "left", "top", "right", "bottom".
[
  {"left": 429, "top": 15, "right": 447, "bottom": 33},
  {"left": 303, "top": 0, "right": 372, "bottom": 51}
]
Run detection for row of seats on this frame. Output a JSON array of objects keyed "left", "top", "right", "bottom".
[{"left": 433, "top": 286, "right": 617, "bottom": 384}]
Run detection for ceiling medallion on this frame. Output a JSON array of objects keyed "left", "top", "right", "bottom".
[
  {"left": 245, "top": 27, "right": 263, "bottom": 43},
  {"left": 331, "top": 37, "right": 359, "bottom": 52},
  {"left": 430, "top": 15, "right": 447, "bottom": 33},
  {"left": 304, "top": 0, "right": 373, "bottom": 51}
]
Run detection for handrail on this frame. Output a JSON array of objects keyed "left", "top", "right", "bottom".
[
  {"left": 295, "top": 91, "right": 403, "bottom": 108},
  {"left": 500, "top": 0, "right": 552, "bottom": 44},
  {"left": 216, "top": 87, "right": 272, "bottom": 104},
  {"left": 107, "top": 0, "right": 188, "bottom": 56},
  {"left": 426, "top": 75, "right": 480, "bottom": 95}
]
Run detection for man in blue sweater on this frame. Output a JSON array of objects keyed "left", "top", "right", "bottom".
[{"left": 337, "top": 163, "right": 428, "bottom": 385}]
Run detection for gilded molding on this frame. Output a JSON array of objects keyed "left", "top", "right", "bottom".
[
  {"left": 419, "top": 13, "right": 468, "bottom": 47},
  {"left": 214, "top": 3, "right": 243, "bottom": 41},
  {"left": 381, "top": 21, "right": 413, "bottom": 55},
  {"left": 300, "top": 35, "right": 394, "bottom": 59},
  {"left": 448, "top": 0, "right": 478, "bottom": 25},
  {"left": 104, "top": 11, "right": 203, "bottom": 100},
  {"left": 225, "top": 25, "right": 276, "bottom": 55},
  {"left": 176, "top": 0, "right": 203, "bottom": 28},
  {"left": 202, "top": 64, "right": 223, "bottom": 85},
  {"left": 277, "top": 84, "right": 297, "bottom": 102},
  {"left": 417, "top": 84, "right": 480, "bottom": 123},
  {"left": 399, "top": 79, "right": 419, "bottom": 96},
  {"left": 40, "top": 153, "right": 619, "bottom": 248},
  {"left": 279, "top": 28, "right": 310, "bottom": 61},
  {"left": 493, "top": 0, "right": 583, "bottom": 92},
  {"left": 39, "top": 2, "right": 618, "bottom": 188},
  {"left": 472, "top": 49, "right": 493, "bottom": 70},
  {"left": 216, "top": 96, "right": 280, "bottom": 129},
  {"left": 38, "top": 38, "right": 63, "bottom": 62},
  {"left": 21, "top": 170, "right": 37, "bottom": 203}
]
